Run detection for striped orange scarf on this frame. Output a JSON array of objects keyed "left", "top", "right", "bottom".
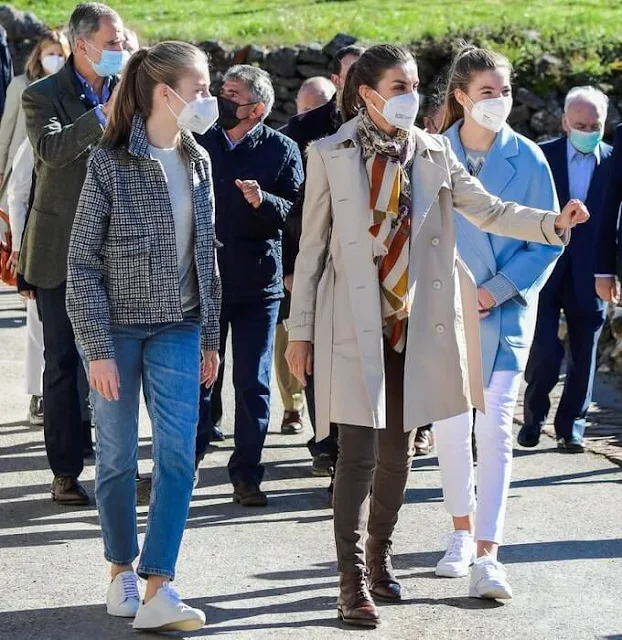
[
  {"left": 368, "top": 156, "right": 412, "bottom": 351},
  {"left": 357, "top": 112, "right": 415, "bottom": 352}
]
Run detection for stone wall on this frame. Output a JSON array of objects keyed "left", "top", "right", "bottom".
[
  {"left": 2, "top": 4, "right": 622, "bottom": 362},
  {"left": 2, "top": 3, "right": 620, "bottom": 138}
]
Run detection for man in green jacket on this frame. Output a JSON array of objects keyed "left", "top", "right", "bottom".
[{"left": 19, "top": 2, "right": 124, "bottom": 505}]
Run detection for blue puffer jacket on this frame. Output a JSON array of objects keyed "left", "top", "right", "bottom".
[{"left": 196, "top": 123, "right": 303, "bottom": 304}]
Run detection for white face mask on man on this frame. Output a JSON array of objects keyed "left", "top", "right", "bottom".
[
  {"left": 466, "top": 94, "right": 513, "bottom": 133},
  {"left": 371, "top": 89, "right": 420, "bottom": 131},
  {"left": 166, "top": 86, "right": 219, "bottom": 135}
]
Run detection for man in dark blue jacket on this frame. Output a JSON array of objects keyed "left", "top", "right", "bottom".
[
  {"left": 195, "top": 65, "right": 303, "bottom": 506},
  {"left": 519, "top": 86, "right": 613, "bottom": 453},
  {"left": 595, "top": 123, "right": 622, "bottom": 301}
]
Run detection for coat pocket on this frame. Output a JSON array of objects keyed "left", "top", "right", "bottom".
[{"left": 102, "top": 235, "right": 151, "bottom": 303}]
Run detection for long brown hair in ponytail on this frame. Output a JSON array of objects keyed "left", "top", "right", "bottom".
[
  {"left": 101, "top": 41, "right": 210, "bottom": 149},
  {"left": 440, "top": 43, "right": 512, "bottom": 133},
  {"left": 341, "top": 45, "right": 415, "bottom": 123}
]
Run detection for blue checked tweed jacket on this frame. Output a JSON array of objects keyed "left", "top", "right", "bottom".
[{"left": 66, "top": 115, "right": 221, "bottom": 362}]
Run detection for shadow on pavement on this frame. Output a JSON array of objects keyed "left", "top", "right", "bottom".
[
  {"left": 395, "top": 538, "right": 622, "bottom": 567},
  {"left": 0, "top": 314, "right": 26, "bottom": 329}
]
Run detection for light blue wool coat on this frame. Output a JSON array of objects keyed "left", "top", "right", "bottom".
[{"left": 444, "top": 120, "right": 563, "bottom": 386}]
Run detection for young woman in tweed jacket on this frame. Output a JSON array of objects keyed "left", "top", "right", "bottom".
[{"left": 66, "top": 42, "right": 221, "bottom": 632}]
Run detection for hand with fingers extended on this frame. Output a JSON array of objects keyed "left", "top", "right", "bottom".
[
  {"left": 89, "top": 358, "right": 120, "bottom": 401},
  {"left": 201, "top": 350, "right": 220, "bottom": 388},
  {"left": 285, "top": 340, "right": 313, "bottom": 387},
  {"left": 235, "top": 178, "right": 263, "bottom": 209},
  {"left": 7, "top": 250, "right": 19, "bottom": 277}
]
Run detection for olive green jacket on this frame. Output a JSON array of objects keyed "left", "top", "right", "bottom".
[{"left": 19, "top": 57, "right": 108, "bottom": 288}]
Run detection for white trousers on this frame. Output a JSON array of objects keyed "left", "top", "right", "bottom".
[
  {"left": 25, "top": 298, "right": 44, "bottom": 397},
  {"left": 434, "top": 370, "right": 522, "bottom": 545}
]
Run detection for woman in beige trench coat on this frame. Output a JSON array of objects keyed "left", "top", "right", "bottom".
[{"left": 285, "top": 45, "right": 588, "bottom": 628}]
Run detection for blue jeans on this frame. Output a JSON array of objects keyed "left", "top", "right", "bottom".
[
  {"left": 84, "top": 313, "right": 200, "bottom": 580},
  {"left": 195, "top": 299, "right": 279, "bottom": 485}
]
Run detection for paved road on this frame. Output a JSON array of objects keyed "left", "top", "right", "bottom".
[{"left": 1, "top": 287, "right": 621, "bottom": 640}]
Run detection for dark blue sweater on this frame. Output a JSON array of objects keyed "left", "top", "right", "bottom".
[{"left": 196, "top": 123, "right": 303, "bottom": 304}]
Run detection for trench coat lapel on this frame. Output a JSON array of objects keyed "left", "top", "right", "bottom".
[{"left": 410, "top": 130, "right": 450, "bottom": 241}]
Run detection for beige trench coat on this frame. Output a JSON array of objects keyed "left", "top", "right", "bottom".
[{"left": 287, "top": 115, "right": 566, "bottom": 442}]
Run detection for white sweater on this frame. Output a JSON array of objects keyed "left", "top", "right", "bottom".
[{"left": 7, "top": 137, "right": 34, "bottom": 250}]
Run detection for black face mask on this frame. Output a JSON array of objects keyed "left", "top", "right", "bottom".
[{"left": 217, "top": 95, "right": 256, "bottom": 131}]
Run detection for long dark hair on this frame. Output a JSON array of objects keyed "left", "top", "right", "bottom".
[
  {"left": 341, "top": 44, "right": 416, "bottom": 122},
  {"left": 440, "top": 43, "right": 512, "bottom": 133},
  {"left": 101, "top": 41, "right": 209, "bottom": 149}
]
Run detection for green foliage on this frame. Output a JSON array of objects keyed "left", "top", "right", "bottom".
[
  {"left": 23, "top": 0, "right": 622, "bottom": 48},
  {"left": 22, "top": 0, "right": 622, "bottom": 91}
]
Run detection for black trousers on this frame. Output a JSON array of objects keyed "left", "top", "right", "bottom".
[
  {"left": 37, "top": 282, "right": 84, "bottom": 478},
  {"left": 305, "top": 373, "right": 339, "bottom": 464}
]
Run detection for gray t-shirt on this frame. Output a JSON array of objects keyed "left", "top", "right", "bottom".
[{"left": 148, "top": 144, "right": 199, "bottom": 312}]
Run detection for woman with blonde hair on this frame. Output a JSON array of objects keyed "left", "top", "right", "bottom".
[
  {"left": 286, "top": 44, "right": 587, "bottom": 627},
  {"left": 66, "top": 41, "right": 221, "bottom": 632},
  {"left": 433, "top": 44, "right": 562, "bottom": 601},
  {"left": 0, "top": 29, "right": 69, "bottom": 205}
]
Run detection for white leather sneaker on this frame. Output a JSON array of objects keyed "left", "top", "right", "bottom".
[
  {"left": 436, "top": 531, "right": 475, "bottom": 578},
  {"left": 132, "top": 582, "right": 206, "bottom": 632},
  {"left": 469, "top": 556, "right": 513, "bottom": 600},
  {"left": 106, "top": 571, "right": 140, "bottom": 618}
]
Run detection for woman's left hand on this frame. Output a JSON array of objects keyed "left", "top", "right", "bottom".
[
  {"left": 7, "top": 250, "right": 19, "bottom": 277},
  {"left": 555, "top": 199, "right": 590, "bottom": 231},
  {"left": 201, "top": 350, "right": 220, "bottom": 388}
]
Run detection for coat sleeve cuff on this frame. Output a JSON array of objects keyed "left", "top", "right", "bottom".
[
  {"left": 201, "top": 327, "right": 220, "bottom": 352},
  {"left": 482, "top": 273, "right": 522, "bottom": 307},
  {"left": 283, "top": 311, "right": 314, "bottom": 341},
  {"left": 541, "top": 212, "right": 569, "bottom": 246},
  {"left": 81, "top": 339, "right": 115, "bottom": 363}
]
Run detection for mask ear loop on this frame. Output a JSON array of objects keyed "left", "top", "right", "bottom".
[{"left": 164, "top": 86, "right": 188, "bottom": 121}]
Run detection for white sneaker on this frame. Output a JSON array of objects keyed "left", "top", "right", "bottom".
[
  {"left": 469, "top": 556, "right": 513, "bottom": 600},
  {"left": 132, "top": 582, "right": 206, "bottom": 632},
  {"left": 435, "top": 531, "right": 475, "bottom": 578},
  {"left": 106, "top": 571, "right": 140, "bottom": 617}
]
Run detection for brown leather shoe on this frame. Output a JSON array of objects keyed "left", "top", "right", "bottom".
[
  {"left": 366, "top": 542, "right": 402, "bottom": 602},
  {"left": 51, "top": 476, "right": 90, "bottom": 506},
  {"left": 232, "top": 482, "right": 268, "bottom": 507},
  {"left": 280, "top": 410, "right": 303, "bottom": 434},
  {"left": 337, "top": 571, "right": 380, "bottom": 627}
]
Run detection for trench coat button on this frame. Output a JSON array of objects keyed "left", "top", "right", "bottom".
[
  {"left": 435, "top": 324, "right": 445, "bottom": 334},
  {"left": 432, "top": 280, "right": 442, "bottom": 290},
  {"left": 431, "top": 237, "right": 440, "bottom": 246}
]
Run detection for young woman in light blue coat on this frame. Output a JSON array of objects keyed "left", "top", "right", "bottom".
[{"left": 433, "top": 46, "right": 562, "bottom": 600}]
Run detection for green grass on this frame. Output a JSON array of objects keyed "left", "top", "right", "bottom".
[{"left": 22, "top": 0, "right": 619, "bottom": 47}]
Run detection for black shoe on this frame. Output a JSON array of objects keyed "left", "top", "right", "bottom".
[
  {"left": 557, "top": 438, "right": 585, "bottom": 453},
  {"left": 414, "top": 426, "right": 433, "bottom": 456},
  {"left": 51, "top": 476, "right": 90, "bottom": 505},
  {"left": 83, "top": 420, "right": 94, "bottom": 458},
  {"left": 136, "top": 476, "right": 152, "bottom": 506},
  {"left": 210, "top": 425, "right": 225, "bottom": 442},
  {"left": 312, "top": 453, "right": 333, "bottom": 477},
  {"left": 28, "top": 395, "right": 44, "bottom": 427},
  {"left": 517, "top": 425, "right": 541, "bottom": 448},
  {"left": 233, "top": 481, "right": 268, "bottom": 507}
]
